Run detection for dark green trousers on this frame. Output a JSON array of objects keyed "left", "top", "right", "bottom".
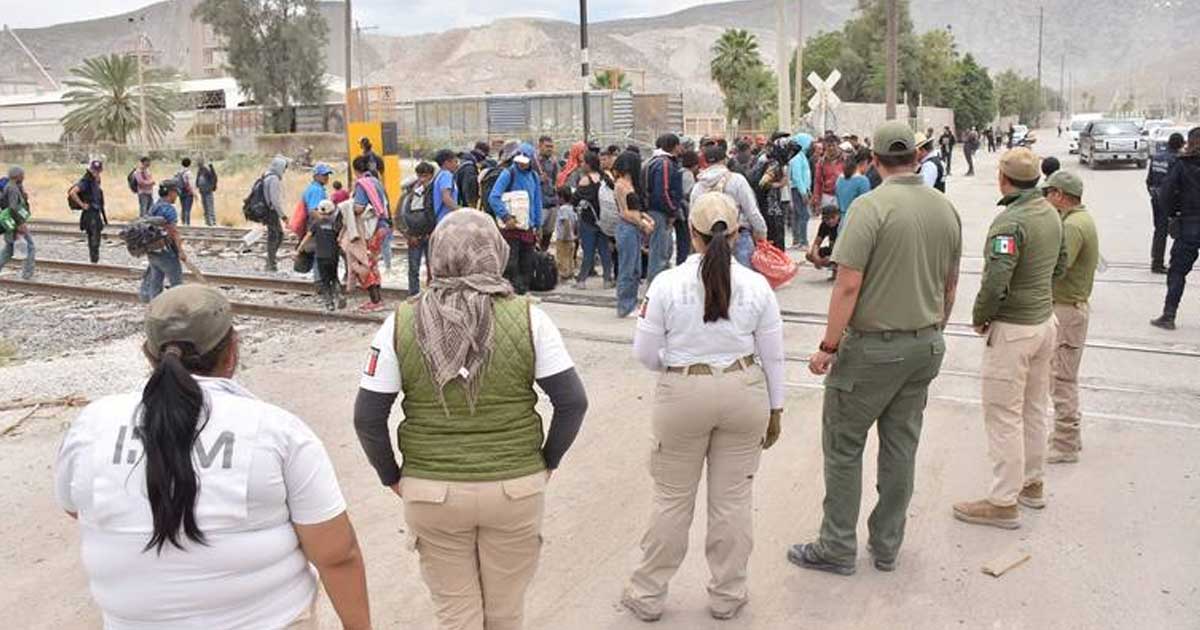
[{"left": 814, "top": 327, "right": 946, "bottom": 565}]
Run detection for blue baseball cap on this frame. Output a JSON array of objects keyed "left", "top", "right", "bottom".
[{"left": 313, "top": 163, "right": 334, "bottom": 176}]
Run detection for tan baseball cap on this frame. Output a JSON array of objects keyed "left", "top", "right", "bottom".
[
  {"left": 1042, "top": 170, "right": 1083, "bottom": 198},
  {"left": 689, "top": 192, "right": 740, "bottom": 236},
  {"left": 873, "top": 121, "right": 918, "bottom": 156},
  {"left": 999, "top": 148, "right": 1041, "bottom": 181},
  {"left": 145, "top": 285, "right": 233, "bottom": 359},
  {"left": 913, "top": 132, "right": 933, "bottom": 150}
]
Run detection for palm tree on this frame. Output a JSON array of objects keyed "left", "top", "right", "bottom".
[
  {"left": 591, "top": 70, "right": 632, "bottom": 91},
  {"left": 60, "top": 54, "right": 178, "bottom": 145},
  {"left": 710, "top": 29, "right": 762, "bottom": 91}
]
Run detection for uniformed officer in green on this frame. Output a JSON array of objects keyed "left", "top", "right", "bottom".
[
  {"left": 954, "top": 148, "right": 1066, "bottom": 530},
  {"left": 1041, "top": 170, "right": 1099, "bottom": 463},
  {"left": 790, "top": 121, "right": 962, "bottom": 575}
]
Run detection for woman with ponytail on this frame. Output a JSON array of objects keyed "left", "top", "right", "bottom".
[
  {"left": 621, "top": 192, "right": 786, "bottom": 622},
  {"left": 55, "top": 285, "right": 370, "bottom": 630}
]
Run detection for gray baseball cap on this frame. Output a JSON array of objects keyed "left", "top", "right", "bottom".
[{"left": 144, "top": 285, "right": 233, "bottom": 359}]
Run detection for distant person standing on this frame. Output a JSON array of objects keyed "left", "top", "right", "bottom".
[
  {"left": 0, "top": 166, "right": 34, "bottom": 279},
  {"left": 955, "top": 148, "right": 1065, "bottom": 529},
  {"left": 455, "top": 140, "right": 492, "bottom": 208},
  {"left": 915, "top": 133, "right": 946, "bottom": 192},
  {"left": 1007, "top": 124, "right": 1016, "bottom": 149},
  {"left": 68, "top": 160, "right": 108, "bottom": 264},
  {"left": 490, "top": 143, "right": 545, "bottom": 295},
  {"left": 175, "top": 158, "right": 196, "bottom": 225},
  {"left": 133, "top": 156, "right": 155, "bottom": 217},
  {"left": 1040, "top": 171, "right": 1098, "bottom": 464},
  {"left": 535, "top": 135, "right": 560, "bottom": 250},
  {"left": 690, "top": 144, "right": 768, "bottom": 268},
  {"left": 261, "top": 156, "right": 288, "bottom": 272},
  {"left": 1147, "top": 132, "right": 1185, "bottom": 274},
  {"left": 790, "top": 122, "right": 962, "bottom": 576},
  {"left": 195, "top": 157, "right": 218, "bottom": 226},
  {"left": 1150, "top": 127, "right": 1200, "bottom": 331},
  {"left": 432, "top": 149, "right": 460, "bottom": 223},
  {"left": 938, "top": 126, "right": 957, "bottom": 175},
  {"left": 643, "top": 133, "right": 685, "bottom": 283},
  {"left": 984, "top": 128, "right": 996, "bottom": 153},
  {"left": 788, "top": 133, "right": 814, "bottom": 248},
  {"left": 963, "top": 127, "right": 980, "bottom": 176},
  {"left": 358, "top": 137, "right": 384, "bottom": 176}
]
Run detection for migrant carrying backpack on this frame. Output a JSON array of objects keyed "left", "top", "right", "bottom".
[
  {"left": 127, "top": 169, "right": 139, "bottom": 194},
  {"left": 928, "top": 156, "right": 946, "bottom": 193},
  {"left": 118, "top": 216, "right": 169, "bottom": 257},
  {"left": 401, "top": 183, "right": 437, "bottom": 238},
  {"left": 596, "top": 180, "right": 621, "bottom": 237},
  {"left": 242, "top": 176, "right": 270, "bottom": 223}
]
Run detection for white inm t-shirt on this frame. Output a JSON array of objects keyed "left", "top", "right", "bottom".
[{"left": 54, "top": 377, "right": 346, "bottom": 630}]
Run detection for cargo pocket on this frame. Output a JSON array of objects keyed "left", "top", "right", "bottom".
[
  {"left": 401, "top": 478, "right": 450, "bottom": 504},
  {"left": 501, "top": 473, "right": 548, "bottom": 502}
]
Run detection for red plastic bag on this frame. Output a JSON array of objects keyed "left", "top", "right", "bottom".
[
  {"left": 751, "top": 240, "right": 799, "bottom": 289},
  {"left": 288, "top": 199, "right": 308, "bottom": 238}
]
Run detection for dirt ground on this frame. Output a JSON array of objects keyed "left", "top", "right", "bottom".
[{"left": 2, "top": 133, "right": 1198, "bottom": 629}]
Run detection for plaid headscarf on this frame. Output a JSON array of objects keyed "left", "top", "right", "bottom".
[{"left": 413, "top": 209, "right": 514, "bottom": 412}]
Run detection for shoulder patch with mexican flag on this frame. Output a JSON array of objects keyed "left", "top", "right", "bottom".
[{"left": 991, "top": 235, "right": 1017, "bottom": 256}]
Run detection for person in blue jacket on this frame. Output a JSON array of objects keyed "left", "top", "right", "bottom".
[
  {"left": 788, "top": 133, "right": 814, "bottom": 249},
  {"left": 489, "top": 142, "right": 544, "bottom": 294}
]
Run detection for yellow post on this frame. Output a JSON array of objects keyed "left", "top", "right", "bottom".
[{"left": 347, "top": 120, "right": 402, "bottom": 211}]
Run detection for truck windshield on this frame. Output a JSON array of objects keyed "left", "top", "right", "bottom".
[{"left": 1093, "top": 122, "right": 1139, "bottom": 135}]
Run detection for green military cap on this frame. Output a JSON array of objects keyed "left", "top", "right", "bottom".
[
  {"left": 873, "top": 121, "right": 917, "bottom": 156},
  {"left": 1042, "top": 170, "right": 1083, "bottom": 198},
  {"left": 145, "top": 285, "right": 233, "bottom": 359},
  {"left": 999, "top": 148, "right": 1041, "bottom": 181}
]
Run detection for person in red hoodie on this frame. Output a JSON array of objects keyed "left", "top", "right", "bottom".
[{"left": 811, "top": 139, "right": 846, "bottom": 212}]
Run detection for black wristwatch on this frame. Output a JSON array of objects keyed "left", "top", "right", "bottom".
[{"left": 819, "top": 340, "right": 839, "bottom": 354}]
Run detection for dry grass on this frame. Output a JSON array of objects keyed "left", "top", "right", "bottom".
[{"left": 15, "top": 161, "right": 324, "bottom": 226}]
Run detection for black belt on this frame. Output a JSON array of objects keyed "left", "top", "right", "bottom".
[{"left": 847, "top": 324, "right": 941, "bottom": 341}]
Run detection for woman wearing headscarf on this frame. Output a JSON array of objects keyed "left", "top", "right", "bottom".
[
  {"left": 621, "top": 193, "right": 786, "bottom": 623},
  {"left": 353, "top": 210, "right": 589, "bottom": 630},
  {"left": 55, "top": 285, "right": 370, "bottom": 630},
  {"left": 556, "top": 140, "right": 588, "bottom": 189}
]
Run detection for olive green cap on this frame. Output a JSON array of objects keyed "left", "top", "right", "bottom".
[
  {"left": 999, "top": 148, "right": 1041, "bottom": 181},
  {"left": 144, "top": 285, "right": 233, "bottom": 359},
  {"left": 873, "top": 121, "right": 917, "bottom": 156},
  {"left": 1042, "top": 170, "right": 1083, "bottom": 198}
]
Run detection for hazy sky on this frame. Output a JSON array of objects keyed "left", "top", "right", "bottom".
[{"left": 8, "top": 0, "right": 728, "bottom": 34}]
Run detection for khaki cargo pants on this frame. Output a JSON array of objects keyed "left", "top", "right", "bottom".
[
  {"left": 1050, "top": 303, "right": 1089, "bottom": 453},
  {"left": 981, "top": 318, "right": 1057, "bottom": 507},
  {"left": 815, "top": 327, "right": 945, "bottom": 565},
  {"left": 625, "top": 364, "right": 770, "bottom": 616},
  {"left": 401, "top": 472, "right": 547, "bottom": 630}
]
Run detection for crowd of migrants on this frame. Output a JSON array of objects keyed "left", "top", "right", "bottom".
[{"left": 53, "top": 115, "right": 1188, "bottom": 630}]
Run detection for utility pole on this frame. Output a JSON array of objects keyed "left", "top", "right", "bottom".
[
  {"left": 775, "top": 0, "right": 791, "bottom": 131},
  {"left": 127, "top": 15, "right": 149, "bottom": 146},
  {"left": 344, "top": 0, "right": 353, "bottom": 178},
  {"left": 885, "top": 0, "right": 897, "bottom": 120},
  {"left": 355, "top": 21, "right": 378, "bottom": 120},
  {"left": 793, "top": 0, "right": 804, "bottom": 126},
  {"left": 1058, "top": 50, "right": 1065, "bottom": 123},
  {"left": 580, "top": 0, "right": 590, "bottom": 142},
  {"left": 1036, "top": 5, "right": 1044, "bottom": 118}
]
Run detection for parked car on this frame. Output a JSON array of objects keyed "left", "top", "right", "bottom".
[
  {"left": 1078, "top": 119, "right": 1149, "bottom": 169},
  {"left": 1068, "top": 113, "right": 1103, "bottom": 154},
  {"left": 1142, "top": 119, "right": 1175, "bottom": 137},
  {"left": 1010, "top": 124, "right": 1029, "bottom": 145},
  {"left": 1148, "top": 125, "right": 1193, "bottom": 155}
]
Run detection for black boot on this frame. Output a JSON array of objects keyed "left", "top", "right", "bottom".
[
  {"left": 1150, "top": 314, "right": 1176, "bottom": 330},
  {"left": 1151, "top": 263, "right": 1168, "bottom": 274}
]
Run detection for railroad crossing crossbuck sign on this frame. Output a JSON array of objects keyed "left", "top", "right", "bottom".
[{"left": 808, "top": 70, "right": 841, "bottom": 132}]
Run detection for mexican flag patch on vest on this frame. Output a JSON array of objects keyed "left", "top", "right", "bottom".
[{"left": 992, "top": 235, "right": 1017, "bottom": 256}]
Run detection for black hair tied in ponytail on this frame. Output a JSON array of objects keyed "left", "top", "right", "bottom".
[
  {"left": 700, "top": 221, "right": 733, "bottom": 323},
  {"left": 138, "top": 331, "right": 232, "bottom": 554}
]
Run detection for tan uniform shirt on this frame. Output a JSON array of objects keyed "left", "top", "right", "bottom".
[{"left": 832, "top": 174, "right": 963, "bottom": 331}]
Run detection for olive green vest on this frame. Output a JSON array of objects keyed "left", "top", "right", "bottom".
[{"left": 393, "top": 296, "right": 545, "bottom": 481}]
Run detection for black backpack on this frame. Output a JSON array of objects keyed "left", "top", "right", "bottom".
[
  {"left": 401, "top": 183, "right": 437, "bottom": 238},
  {"left": 531, "top": 249, "right": 558, "bottom": 292},
  {"left": 477, "top": 166, "right": 507, "bottom": 217},
  {"left": 126, "top": 169, "right": 139, "bottom": 194},
  {"left": 119, "top": 216, "right": 169, "bottom": 257},
  {"left": 242, "top": 176, "right": 270, "bottom": 223}
]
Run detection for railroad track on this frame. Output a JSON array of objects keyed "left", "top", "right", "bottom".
[
  {"left": 5, "top": 259, "right": 1197, "bottom": 358},
  {"left": 28, "top": 220, "right": 409, "bottom": 253}
]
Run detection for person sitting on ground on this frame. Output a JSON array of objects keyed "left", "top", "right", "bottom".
[
  {"left": 354, "top": 209, "right": 588, "bottom": 630},
  {"left": 56, "top": 285, "right": 371, "bottom": 630},
  {"left": 806, "top": 205, "right": 842, "bottom": 275}
]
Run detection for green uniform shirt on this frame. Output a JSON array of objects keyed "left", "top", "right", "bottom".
[
  {"left": 1053, "top": 205, "right": 1098, "bottom": 304},
  {"left": 832, "top": 174, "right": 962, "bottom": 331},
  {"left": 972, "top": 189, "right": 1067, "bottom": 326}
]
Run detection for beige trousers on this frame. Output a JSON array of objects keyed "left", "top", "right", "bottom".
[
  {"left": 981, "top": 318, "right": 1057, "bottom": 506},
  {"left": 554, "top": 239, "right": 576, "bottom": 279},
  {"left": 402, "top": 472, "right": 547, "bottom": 630},
  {"left": 625, "top": 366, "right": 770, "bottom": 615},
  {"left": 1050, "top": 303, "right": 1089, "bottom": 453}
]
